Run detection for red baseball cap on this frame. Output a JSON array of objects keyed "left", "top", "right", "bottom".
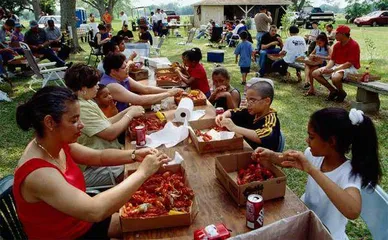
[{"left": 336, "top": 25, "right": 351, "bottom": 34}]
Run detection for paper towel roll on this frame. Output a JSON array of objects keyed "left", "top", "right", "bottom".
[{"left": 174, "top": 97, "right": 194, "bottom": 122}]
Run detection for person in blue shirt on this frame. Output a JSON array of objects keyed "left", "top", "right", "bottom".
[{"left": 234, "top": 31, "right": 253, "bottom": 85}]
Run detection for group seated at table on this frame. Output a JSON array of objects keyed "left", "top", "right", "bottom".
[
  {"left": 100, "top": 52, "right": 182, "bottom": 112},
  {"left": 13, "top": 86, "right": 170, "bottom": 239}
]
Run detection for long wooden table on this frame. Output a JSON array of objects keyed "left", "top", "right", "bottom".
[{"left": 123, "top": 102, "right": 308, "bottom": 239}]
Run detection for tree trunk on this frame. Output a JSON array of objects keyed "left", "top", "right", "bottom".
[
  {"left": 31, "top": 0, "right": 41, "bottom": 20},
  {"left": 60, "top": 0, "right": 82, "bottom": 52}
]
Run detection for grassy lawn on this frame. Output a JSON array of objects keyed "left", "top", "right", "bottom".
[{"left": 1, "top": 19, "right": 387, "bottom": 239}]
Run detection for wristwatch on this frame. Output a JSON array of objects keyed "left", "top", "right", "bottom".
[{"left": 131, "top": 149, "right": 136, "bottom": 161}]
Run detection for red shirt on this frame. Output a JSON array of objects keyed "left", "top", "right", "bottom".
[
  {"left": 188, "top": 63, "right": 210, "bottom": 95},
  {"left": 13, "top": 144, "right": 92, "bottom": 239},
  {"left": 331, "top": 38, "right": 360, "bottom": 69}
]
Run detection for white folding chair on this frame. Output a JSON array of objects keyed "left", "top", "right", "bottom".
[
  {"left": 151, "top": 36, "right": 165, "bottom": 56},
  {"left": 19, "top": 42, "right": 67, "bottom": 92},
  {"left": 361, "top": 185, "right": 388, "bottom": 239},
  {"left": 178, "top": 28, "right": 196, "bottom": 46}
]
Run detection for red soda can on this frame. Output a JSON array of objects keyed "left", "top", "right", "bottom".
[
  {"left": 246, "top": 194, "right": 264, "bottom": 229},
  {"left": 215, "top": 107, "right": 224, "bottom": 115},
  {"left": 135, "top": 125, "right": 146, "bottom": 146}
]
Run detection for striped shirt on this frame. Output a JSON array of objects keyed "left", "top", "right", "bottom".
[{"left": 230, "top": 108, "right": 280, "bottom": 151}]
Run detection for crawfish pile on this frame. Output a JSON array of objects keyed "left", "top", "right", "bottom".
[
  {"left": 129, "top": 116, "right": 166, "bottom": 133},
  {"left": 122, "top": 171, "right": 194, "bottom": 218},
  {"left": 237, "top": 163, "right": 275, "bottom": 185},
  {"left": 175, "top": 90, "right": 204, "bottom": 101},
  {"left": 156, "top": 75, "right": 181, "bottom": 83},
  {"left": 194, "top": 126, "right": 229, "bottom": 142}
]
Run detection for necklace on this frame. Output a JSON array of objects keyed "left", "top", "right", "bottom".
[{"left": 33, "top": 139, "right": 64, "bottom": 171}]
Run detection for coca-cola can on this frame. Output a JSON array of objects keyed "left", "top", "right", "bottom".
[
  {"left": 135, "top": 125, "right": 146, "bottom": 146},
  {"left": 215, "top": 107, "right": 224, "bottom": 115},
  {"left": 246, "top": 194, "right": 264, "bottom": 229}
]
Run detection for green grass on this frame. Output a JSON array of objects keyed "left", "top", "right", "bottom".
[{"left": 1, "top": 19, "right": 387, "bottom": 239}]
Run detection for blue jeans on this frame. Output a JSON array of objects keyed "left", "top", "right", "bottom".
[
  {"left": 258, "top": 48, "right": 281, "bottom": 76},
  {"left": 256, "top": 31, "right": 266, "bottom": 51},
  {"left": 34, "top": 47, "right": 65, "bottom": 67},
  {"left": 196, "top": 30, "right": 206, "bottom": 39},
  {"left": 0, "top": 55, "right": 5, "bottom": 75}
]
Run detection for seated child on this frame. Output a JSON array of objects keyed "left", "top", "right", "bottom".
[
  {"left": 215, "top": 78, "right": 280, "bottom": 151},
  {"left": 95, "top": 84, "right": 118, "bottom": 118},
  {"left": 209, "top": 67, "right": 241, "bottom": 110},
  {"left": 176, "top": 48, "right": 211, "bottom": 98},
  {"left": 272, "top": 25, "right": 307, "bottom": 82},
  {"left": 253, "top": 107, "right": 382, "bottom": 239}
]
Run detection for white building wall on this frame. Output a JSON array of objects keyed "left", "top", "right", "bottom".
[{"left": 194, "top": 6, "right": 224, "bottom": 27}]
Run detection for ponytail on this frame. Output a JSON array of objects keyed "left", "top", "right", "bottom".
[
  {"left": 309, "top": 108, "right": 382, "bottom": 188},
  {"left": 351, "top": 115, "right": 382, "bottom": 188},
  {"left": 16, "top": 86, "right": 78, "bottom": 137}
]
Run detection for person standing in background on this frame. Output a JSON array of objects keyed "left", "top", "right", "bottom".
[
  {"left": 89, "top": 13, "right": 95, "bottom": 23},
  {"left": 120, "top": 11, "right": 128, "bottom": 26},
  {"left": 102, "top": 8, "right": 112, "bottom": 24},
  {"left": 254, "top": 6, "right": 272, "bottom": 51},
  {"left": 151, "top": 11, "right": 159, "bottom": 36}
]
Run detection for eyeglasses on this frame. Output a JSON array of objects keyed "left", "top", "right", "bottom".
[{"left": 247, "top": 97, "right": 265, "bottom": 104}]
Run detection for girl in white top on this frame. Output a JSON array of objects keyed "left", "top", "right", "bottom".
[{"left": 253, "top": 107, "right": 382, "bottom": 240}]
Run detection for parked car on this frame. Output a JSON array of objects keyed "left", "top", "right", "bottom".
[
  {"left": 354, "top": 11, "right": 388, "bottom": 27},
  {"left": 289, "top": 12, "right": 299, "bottom": 24},
  {"left": 165, "top": 11, "right": 180, "bottom": 23},
  {"left": 38, "top": 15, "right": 61, "bottom": 28},
  {"left": 295, "top": 7, "right": 335, "bottom": 28}
]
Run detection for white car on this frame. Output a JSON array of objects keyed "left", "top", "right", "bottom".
[{"left": 38, "top": 15, "right": 61, "bottom": 29}]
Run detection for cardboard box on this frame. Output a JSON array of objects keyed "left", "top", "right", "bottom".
[
  {"left": 156, "top": 73, "right": 183, "bottom": 87},
  {"left": 127, "top": 112, "right": 166, "bottom": 140},
  {"left": 207, "top": 50, "right": 225, "bottom": 63},
  {"left": 230, "top": 210, "right": 333, "bottom": 240},
  {"left": 155, "top": 67, "right": 175, "bottom": 75},
  {"left": 120, "top": 164, "right": 199, "bottom": 232},
  {"left": 215, "top": 152, "right": 286, "bottom": 206},
  {"left": 188, "top": 118, "right": 244, "bottom": 154},
  {"left": 175, "top": 90, "right": 207, "bottom": 106},
  {"left": 128, "top": 69, "right": 148, "bottom": 81}
]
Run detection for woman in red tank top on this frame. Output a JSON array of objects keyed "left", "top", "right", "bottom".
[{"left": 13, "top": 86, "right": 170, "bottom": 239}]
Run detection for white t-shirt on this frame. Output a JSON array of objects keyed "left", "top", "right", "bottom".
[
  {"left": 152, "top": 15, "right": 158, "bottom": 24},
  {"left": 161, "top": 13, "right": 168, "bottom": 24},
  {"left": 283, "top": 35, "right": 307, "bottom": 63},
  {"left": 155, "top": 13, "right": 162, "bottom": 22},
  {"left": 120, "top": 13, "right": 128, "bottom": 26},
  {"left": 301, "top": 148, "right": 362, "bottom": 240},
  {"left": 308, "top": 28, "right": 321, "bottom": 41},
  {"left": 233, "top": 23, "right": 244, "bottom": 35}
]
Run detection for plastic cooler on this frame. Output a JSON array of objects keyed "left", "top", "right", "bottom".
[{"left": 207, "top": 50, "right": 225, "bottom": 63}]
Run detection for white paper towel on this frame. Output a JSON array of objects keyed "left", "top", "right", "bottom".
[
  {"left": 144, "top": 122, "right": 189, "bottom": 148},
  {"left": 173, "top": 97, "right": 205, "bottom": 122}
]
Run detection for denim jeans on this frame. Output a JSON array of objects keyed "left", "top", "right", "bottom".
[
  {"left": 196, "top": 30, "right": 206, "bottom": 39},
  {"left": 258, "top": 48, "right": 281, "bottom": 76},
  {"left": 34, "top": 47, "right": 65, "bottom": 66},
  {"left": 0, "top": 55, "right": 5, "bottom": 75},
  {"left": 256, "top": 31, "right": 266, "bottom": 50}
]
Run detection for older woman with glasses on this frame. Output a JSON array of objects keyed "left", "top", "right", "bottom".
[
  {"left": 215, "top": 78, "right": 281, "bottom": 151},
  {"left": 100, "top": 52, "right": 183, "bottom": 112}
]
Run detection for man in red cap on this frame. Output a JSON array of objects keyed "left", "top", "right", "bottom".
[{"left": 312, "top": 25, "right": 360, "bottom": 102}]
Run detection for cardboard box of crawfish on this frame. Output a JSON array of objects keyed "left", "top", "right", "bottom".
[
  {"left": 215, "top": 152, "right": 286, "bottom": 206},
  {"left": 127, "top": 112, "right": 167, "bottom": 140},
  {"left": 174, "top": 90, "right": 207, "bottom": 106},
  {"left": 120, "top": 163, "right": 199, "bottom": 232},
  {"left": 188, "top": 118, "right": 244, "bottom": 154}
]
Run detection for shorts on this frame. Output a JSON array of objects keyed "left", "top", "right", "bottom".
[
  {"left": 78, "top": 216, "right": 111, "bottom": 240},
  {"left": 240, "top": 67, "right": 250, "bottom": 73},
  {"left": 84, "top": 166, "right": 124, "bottom": 187},
  {"left": 323, "top": 65, "right": 358, "bottom": 80}
]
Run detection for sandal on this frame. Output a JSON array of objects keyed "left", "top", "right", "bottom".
[
  {"left": 303, "top": 83, "right": 311, "bottom": 90},
  {"left": 304, "top": 91, "right": 316, "bottom": 97}
]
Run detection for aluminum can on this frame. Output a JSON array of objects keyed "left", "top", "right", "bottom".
[
  {"left": 135, "top": 125, "right": 146, "bottom": 146},
  {"left": 215, "top": 107, "right": 224, "bottom": 115},
  {"left": 246, "top": 194, "right": 264, "bottom": 229}
]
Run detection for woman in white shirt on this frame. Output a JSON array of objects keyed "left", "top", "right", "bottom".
[{"left": 253, "top": 107, "right": 382, "bottom": 240}]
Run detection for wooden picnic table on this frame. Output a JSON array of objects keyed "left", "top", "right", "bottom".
[{"left": 122, "top": 85, "right": 308, "bottom": 239}]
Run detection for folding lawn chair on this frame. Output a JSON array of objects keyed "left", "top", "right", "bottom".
[
  {"left": 20, "top": 42, "right": 67, "bottom": 92},
  {"left": 178, "top": 28, "right": 196, "bottom": 45},
  {"left": 151, "top": 36, "right": 165, "bottom": 57}
]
